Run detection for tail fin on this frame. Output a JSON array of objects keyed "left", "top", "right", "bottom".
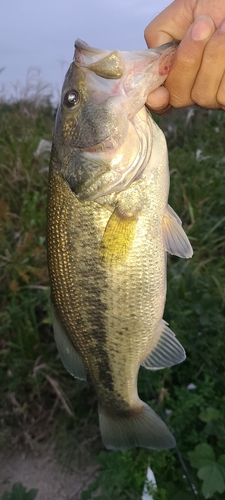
[{"left": 99, "top": 402, "right": 175, "bottom": 450}]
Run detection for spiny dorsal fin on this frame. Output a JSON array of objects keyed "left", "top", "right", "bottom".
[{"left": 87, "top": 51, "right": 123, "bottom": 79}]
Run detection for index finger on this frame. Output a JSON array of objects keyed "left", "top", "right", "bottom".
[{"left": 144, "top": 1, "right": 193, "bottom": 47}]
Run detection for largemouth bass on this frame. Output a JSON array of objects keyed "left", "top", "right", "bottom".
[{"left": 47, "top": 39, "right": 193, "bottom": 450}]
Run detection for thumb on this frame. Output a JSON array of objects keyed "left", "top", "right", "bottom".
[{"left": 144, "top": 1, "right": 194, "bottom": 47}]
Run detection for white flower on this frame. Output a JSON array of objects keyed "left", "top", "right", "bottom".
[
  {"left": 187, "top": 383, "right": 197, "bottom": 390},
  {"left": 34, "top": 139, "right": 52, "bottom": 157},
  {"left": 142, "top": 466, "right": 157, "bottom": 500}
]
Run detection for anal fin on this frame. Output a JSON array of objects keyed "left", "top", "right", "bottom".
[
  {"left": 163, "top": 204, "right": 193, "bottom": 258},
  {"left": 141, "top": 320, "right": 186, "bottom": 370},
  {"left": 51, "top": 302, "right": 87, "bottom": 381}
]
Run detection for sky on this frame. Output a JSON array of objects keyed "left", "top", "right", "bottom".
[{"left": 1, "top": 0, "right": 171, "bottom": 103}]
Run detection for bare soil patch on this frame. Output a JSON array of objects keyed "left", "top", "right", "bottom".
[{"left": 0, "top": 442, "right": 97, "bottom": 500}]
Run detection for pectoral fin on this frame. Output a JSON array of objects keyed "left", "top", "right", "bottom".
[
  {"left": 51, "top": 303, "right": 87, "bottom": 381},
  {"left": 99, "top": 207, "right": 137, "bottom": 265},
  {"left": 163, "top": 205, "right": 193, "bottom": 258},
  {"left": 141, "top": 320, "right": 186, "bottom": 370}
]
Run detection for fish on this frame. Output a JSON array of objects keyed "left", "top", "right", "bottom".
[{"left": 47, "top": 39, "right": 193, "bottom": 451}]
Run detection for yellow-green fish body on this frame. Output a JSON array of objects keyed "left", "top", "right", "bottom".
[{"left": 47, "top": 39, "right": 193, "bottom": 450}]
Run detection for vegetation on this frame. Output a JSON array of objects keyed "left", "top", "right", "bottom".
[
  {"left": 0, "top": 98, "right": 224, "bottom": 499},
  {"left": 0, "top": 483, "right": 38, "bottom": 500}
]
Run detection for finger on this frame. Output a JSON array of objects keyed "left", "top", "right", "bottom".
[
  {"left": 149, "top": 103, "right": 172, "bottom": 116},
  {"left": 191, "top": 19, "right": 225, "bottom": 108},
  {"left": 217, "top": 74, "right": 225, "bottom": 110},
  {"left": 144, "top": 1, "right": 194, "bottom": 48},
  {"left": 218, "top": 77, "right": 225, "bottom": 109},
  {"left": 164, "top": 16, "right": 216, "bottom": 107},
  {"left": 146, "top": 86, "right": 170, "bottom": 114}
]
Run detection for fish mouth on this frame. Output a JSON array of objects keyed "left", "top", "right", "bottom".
[
  {"left": 154, "top": 40, "right": 180, "bottom": 50},
  {"left": 74, "top": 38, "right": 178, "bottom": 117},
  {"left": 74, "top": 39, "right": 179, "bottom": 80},
  {"left": 75, "top": 38, "right": 106, "bottom": 54},
  {"left": 74, "top": 38, "right": 180, "bottom": 55}
]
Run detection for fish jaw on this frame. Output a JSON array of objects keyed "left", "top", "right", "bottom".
[{"left": 74, "top": 39, "right": 177, "bottom": 117}]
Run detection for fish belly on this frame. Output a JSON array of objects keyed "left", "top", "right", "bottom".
[{"left": 48, "top": 165, "right": 165, "bottom": 395}]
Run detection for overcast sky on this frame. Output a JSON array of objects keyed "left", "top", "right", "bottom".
[{"left": 1, "top": 0, "right": 171, "bottom": 102}]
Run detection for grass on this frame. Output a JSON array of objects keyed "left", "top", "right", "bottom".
[
  {"left": 0, "top": 99, "right": 224, "bottom": 499},
  {"left": 0, "top": 482, "right": 38, "bottom": 500}
]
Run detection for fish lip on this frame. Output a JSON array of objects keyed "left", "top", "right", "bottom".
[
  {"left": 156, "top": 40, "right": 180, "bottom": 51},
  {"left": 74, "top": 38, "right": 180, "bottom": 56},
  {"left": 75, "top": 38, "right": 107, "bottom": 55}
]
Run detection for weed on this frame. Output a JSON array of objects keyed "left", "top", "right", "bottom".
[
  {"left": 189, "top": 443, "right": 225, "bottom": 498},
  {"left": 0, "top": 482, "right": 38, "bottom": 500},
  {"left": 81, "top": 450, "right": 149, "bottom": 499}
]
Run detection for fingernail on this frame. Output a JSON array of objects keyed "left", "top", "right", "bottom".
[
  {"left": 146, "top": 103, "right": 171, "bottom": 115},
  {"left": 191, "top": 16, "right": 214, "bottom": 41}
]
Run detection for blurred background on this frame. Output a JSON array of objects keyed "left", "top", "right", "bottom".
[
  {"left": 1, "top": 0, "right": 170, "bottom": 102},
  {"left": 1, "top": 1, "right": 225, "bottom": 499}
]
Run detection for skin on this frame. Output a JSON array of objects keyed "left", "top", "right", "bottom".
[{"left": 144, "top": 0, "right": 225, "bottom": 113}]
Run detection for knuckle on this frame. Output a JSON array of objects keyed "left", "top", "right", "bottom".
[
  {"left": 191, "top": 88, "right": 217, "bottom": 109},
  {"left": 191, "top": 88, "right": 206, "bottom": 106},
  {"left": 191, "top": 90, "right": 211, "bottom": 107},
  {"left": 176, "top": 52, "right": 200, "bottom": 70},
  {"left": 176, "top": 40, "right": 206, "bottom": 68},
  {"left": 169, "top": 89, "right": 194, "bottom": 108}
]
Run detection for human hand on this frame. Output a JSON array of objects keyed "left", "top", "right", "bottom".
[{"left": 145, "top": 0, "right": 225, "bottom": 113}]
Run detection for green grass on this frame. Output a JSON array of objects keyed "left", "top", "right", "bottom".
[
  {"left": 0, "top": 101, "right": 225, "bottom": 499},
  {"left": 0, "top": 483, "right": 38, "bottom": 500}
]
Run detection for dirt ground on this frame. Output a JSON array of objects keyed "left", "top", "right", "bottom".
[{"left": 0, "top": 442, "right": 97, "bottom": 500}]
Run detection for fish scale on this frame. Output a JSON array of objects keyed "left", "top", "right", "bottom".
[{"left": 47, "top": 39, "right": 193, "bottom": 450}]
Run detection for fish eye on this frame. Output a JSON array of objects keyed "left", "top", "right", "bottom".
[{"left": 63, "top": 89, "right": 80, "bottom": 108}]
